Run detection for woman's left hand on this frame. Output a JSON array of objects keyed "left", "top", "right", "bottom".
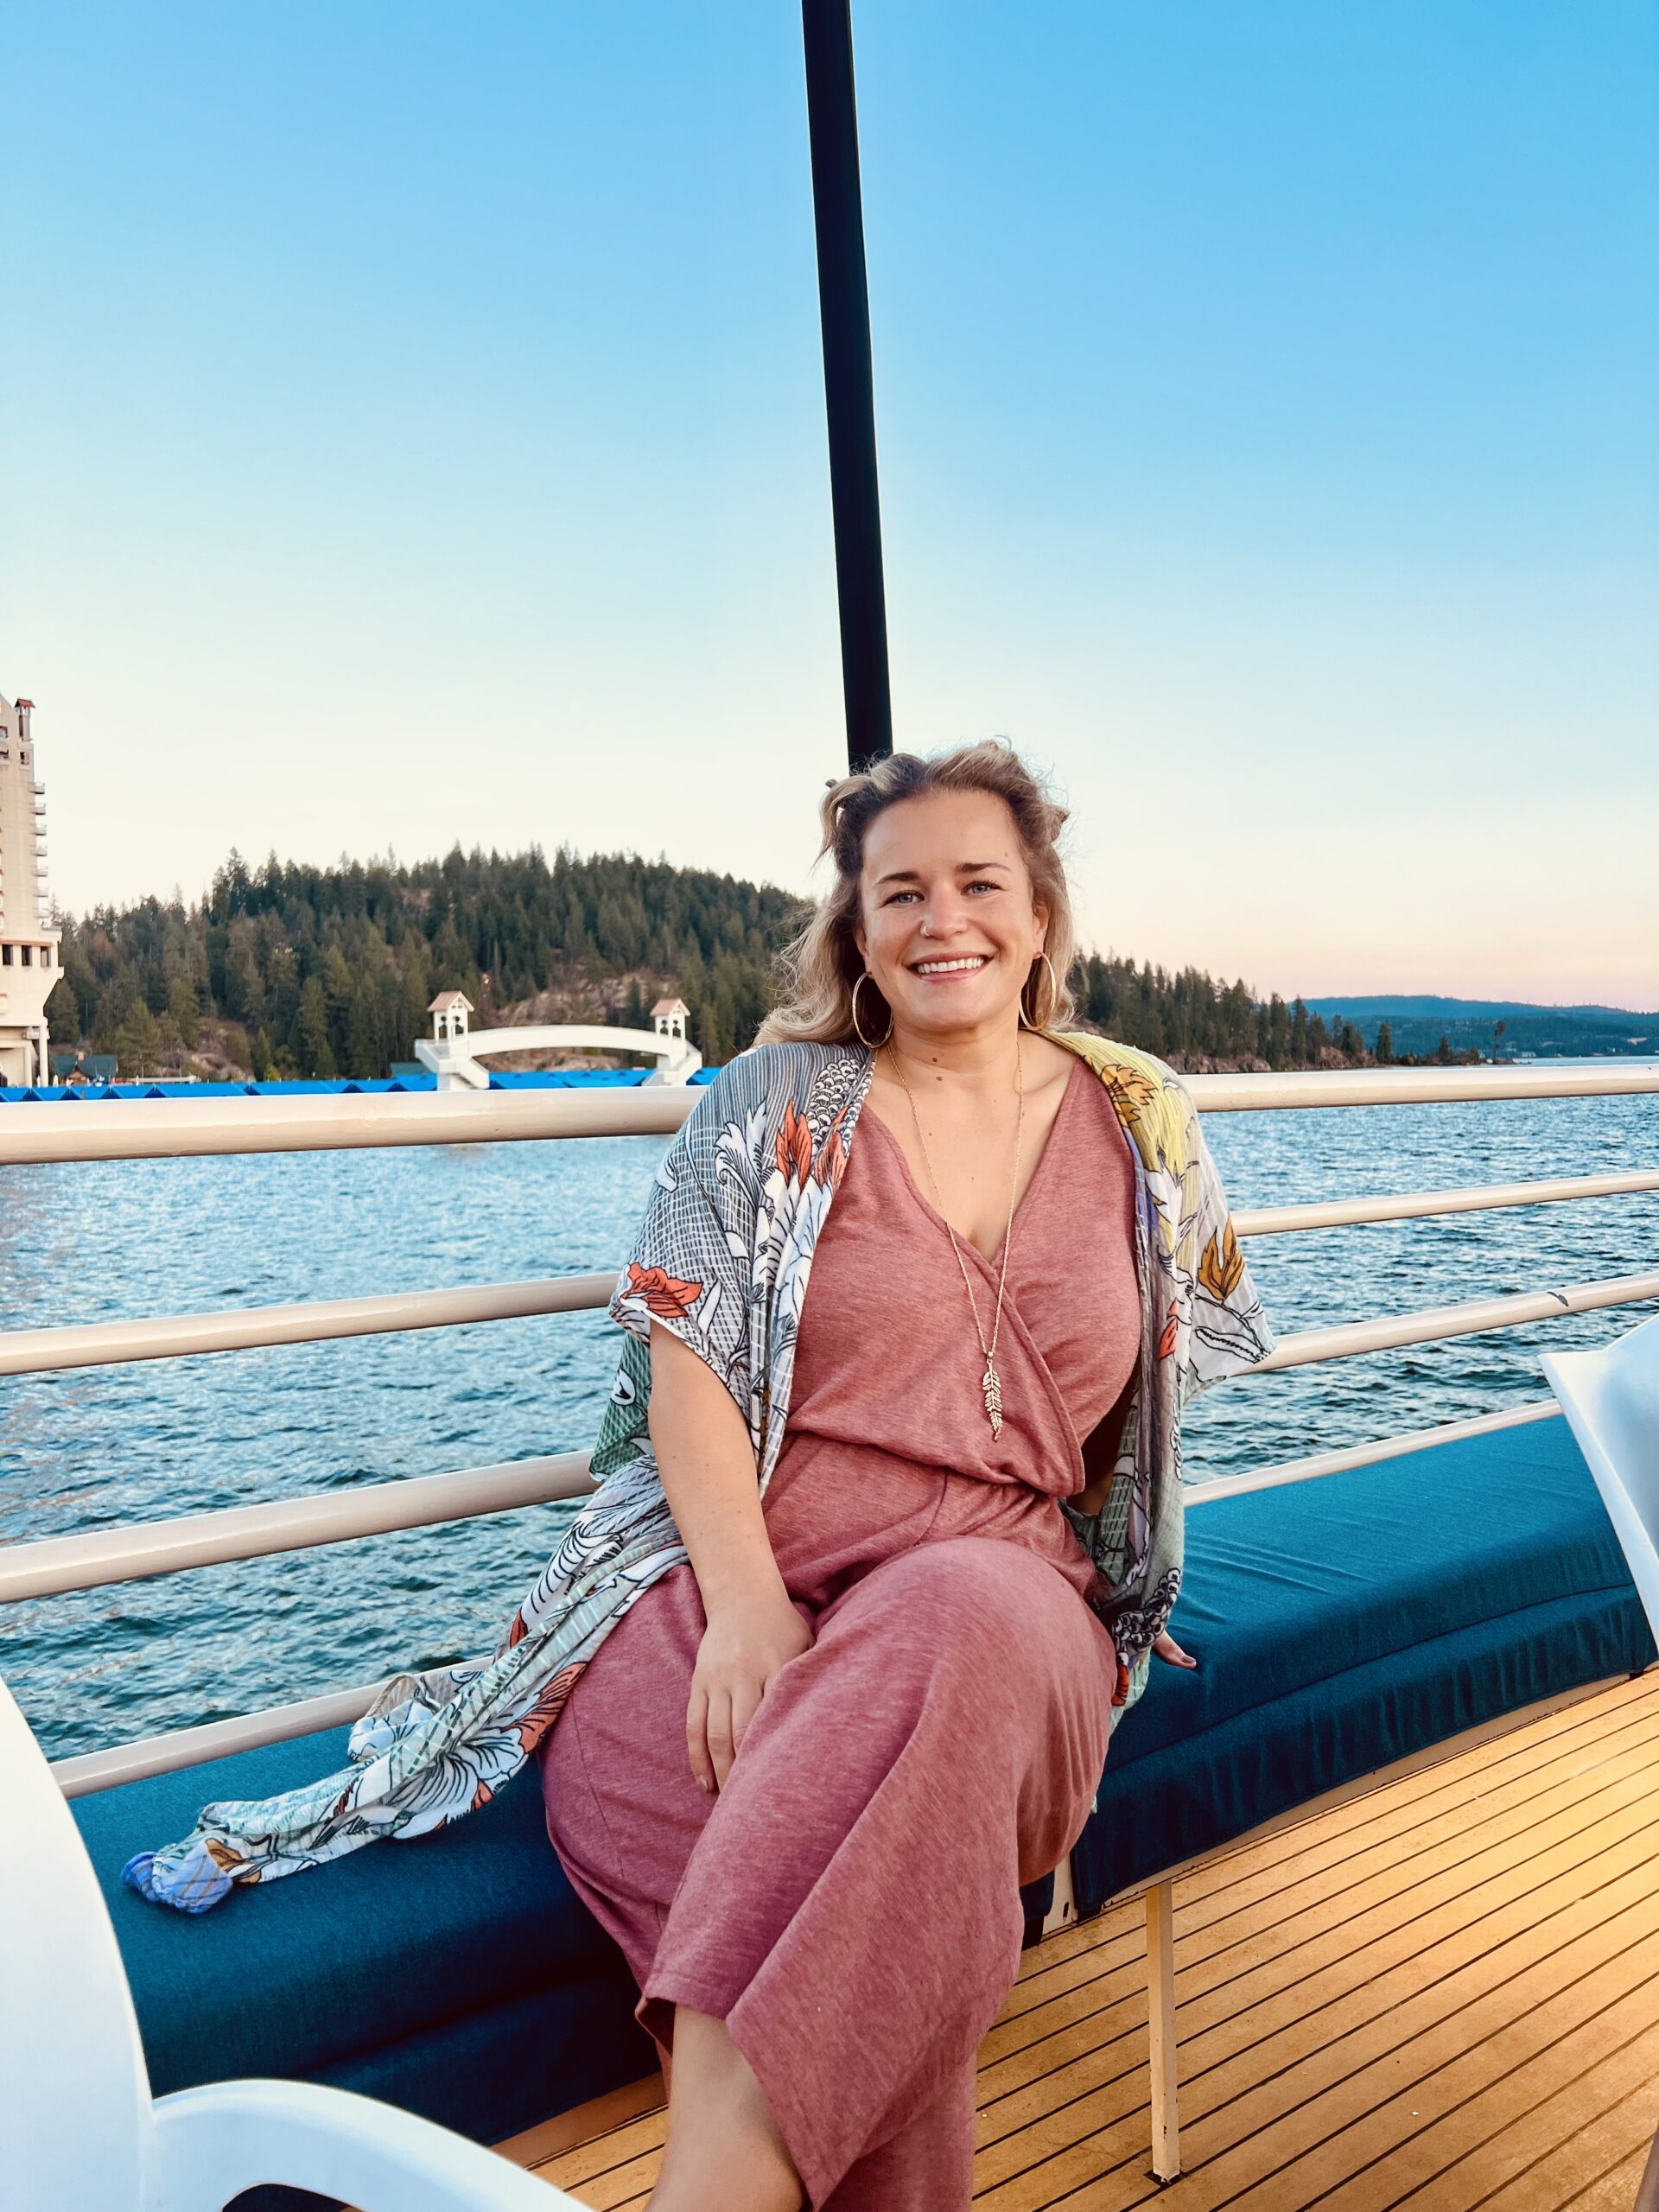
[{"left": 1153, "top": 1630, "right": 1197, "bottom": 1669}]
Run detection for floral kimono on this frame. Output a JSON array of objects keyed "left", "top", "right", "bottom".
[{"left": 126, "top": 1033, "right": 1271, "bottom": 1914}]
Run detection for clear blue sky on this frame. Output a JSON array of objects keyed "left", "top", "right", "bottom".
[{"left": 5, "top": 2, "right": 1656, "bottom": 1006}]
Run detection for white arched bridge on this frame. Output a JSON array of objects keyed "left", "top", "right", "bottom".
[{"left": 415, "top": 995, "right": 702, "bottom": 1090}]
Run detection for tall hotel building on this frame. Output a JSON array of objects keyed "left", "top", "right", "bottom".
[{"left": 0, "top": 692, "right": 62, "bottom": 1085}]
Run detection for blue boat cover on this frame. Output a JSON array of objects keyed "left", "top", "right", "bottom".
[
  {"left": 70, "top": 1410, "right": 1651, "bottom": 2188},
  {"left": 1, "top": 1069, "right": 721, "bottom": 1103}
]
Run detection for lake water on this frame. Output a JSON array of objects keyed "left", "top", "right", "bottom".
[{"left": 3, "top": 1072, "right": 1656, "bottom": 1761}]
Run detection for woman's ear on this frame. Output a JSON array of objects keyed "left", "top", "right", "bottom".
[{"left": 1031, "top": 899, "right": 1050, "bottom": 957}]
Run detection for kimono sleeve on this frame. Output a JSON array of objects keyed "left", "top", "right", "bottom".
[
  {"left": 1182, "top": 1107, "right": 1274, "bottom": 1402},
  {"left": 607, "top": 1065, "right": 758, "bottom": 1408}
]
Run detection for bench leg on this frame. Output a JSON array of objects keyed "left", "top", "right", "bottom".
[
  {"left": 1040, "top": 1852, "right": 1077, "bottom": 1937},
  {"left": 1147, "top": 1878, "right": 1180, "bottom": 2182}
]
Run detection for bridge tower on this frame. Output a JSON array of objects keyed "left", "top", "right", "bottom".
[{"left": 0, "top": 694, "right": 62, "bottom": 1087}]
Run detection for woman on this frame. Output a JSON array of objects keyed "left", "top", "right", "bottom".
[
  {"left": 125, "top": 739, "right": 1269, "bottom": 2209},
  {"left": 539, "top": 741, "right": 1272, "bottom": 2209}
]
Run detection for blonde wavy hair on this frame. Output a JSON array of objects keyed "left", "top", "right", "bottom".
[{"left": 759, "top": 740, "right": 1078, "bottom": 1046}]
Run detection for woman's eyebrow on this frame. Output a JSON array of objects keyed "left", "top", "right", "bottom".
[{"left": 872, "top": 859, "right": 1009, "bottom": 888}]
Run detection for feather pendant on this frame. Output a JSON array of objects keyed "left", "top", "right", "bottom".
[{"left": 982, "top": 1358, "right": 1004, "bottom": 1440}]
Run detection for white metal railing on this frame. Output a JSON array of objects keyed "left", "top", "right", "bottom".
[
  {"left": 0, "top": 1084, "right": 689, "bottom": 1166},
  {"left": 51, "top": 1676, "right": 415, "bottom": 1799},
  {"left": 0, "top": 1059, "right": 1653, "bottom": 1789},
  {"left": 0, "top": 1453, "right": 596, "bottom": 1605},
  {"left": 1251, "top": 1269, "right": 1659, "bottom": 1372},
  {"left": 1187, "top": 1065, "right": 1659, "bottom": 1111},
  {"left": 1231, "top": 1167, "right": 1659, "bottom": 1238},
  {"left": 1, "top": 1060, "right": 1656, "bottom": 1167},
  {"left": 1187, "top": 1399, "right": 1564, "bottom": 1505},
  {"left": 0, "top": 1275, "right": 616, "bottom": 1377}
]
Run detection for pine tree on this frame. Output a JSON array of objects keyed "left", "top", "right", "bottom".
[
  {"left": 296, "top": 977, "right": 332, "bottom": 1077},
  {"left": 113, "top": 1000, "right": 162, "bottom": 1077},
  {"left": 168, "top": 976, "right": 200, "bottom": 1050}
]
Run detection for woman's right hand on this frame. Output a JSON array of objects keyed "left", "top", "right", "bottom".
[
  {"left": 688, "top": 1586, "right": 814, "bottom": 1794},
  {"left": 642, "top": 1321, "right": 813, "bottom": 1794}
]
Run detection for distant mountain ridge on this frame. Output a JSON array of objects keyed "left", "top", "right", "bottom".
[
  {"left": 1305, "top": 995, "right": 1656, "bottom": 1060},
  {"left": 1305, "top": 995, "right": 1653, "bottom": 1026}
]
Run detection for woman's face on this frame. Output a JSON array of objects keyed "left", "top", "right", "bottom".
[{"left": 853, "top": 788, "right": 1048, "bottom": 1043}]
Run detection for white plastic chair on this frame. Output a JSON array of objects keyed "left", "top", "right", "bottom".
[
  {"left": 1541, "top": 1309, "right": 1659, "bottom": 1650},
  {"left": 1546, "top": 1314, "right": 1659, "bottom": 2212},
  {"left": 0, "top": 1675, "right": 582, "bottom": 2212}
]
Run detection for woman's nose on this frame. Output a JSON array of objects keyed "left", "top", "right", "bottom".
[{"left": 918, "top": 895, "right": 966, "bottom": 937}]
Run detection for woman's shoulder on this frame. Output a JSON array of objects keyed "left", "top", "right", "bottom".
[
  {"left": 692, "top": 1039, "right": 864, "bottom": 1116},
  {"left": 1049, "top": 1030, "right": 1189, "bottom": 1103},
  {"left": 1048, "top": 1032, "right": 1201, "bottom": 1167}
]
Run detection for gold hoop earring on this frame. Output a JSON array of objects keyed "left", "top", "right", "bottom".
[
  {"left": 851, "top": 971, "right": 893, "bottom": 1050},
  {"left": 1020, "top": 952, "right": 1058, "bottom": 1032}
]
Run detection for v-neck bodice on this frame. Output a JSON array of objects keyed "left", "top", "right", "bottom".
[
  {"left": 856, "top": 1052, "right": 1080, "bottom": 1272},
  {"left": 763, "top": 1052, "right": 1141, "bottom": 1611}
]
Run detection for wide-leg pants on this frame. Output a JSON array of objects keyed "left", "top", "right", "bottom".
[{"left": 540, "top": 1534, "right": 1115, "bottom": 2209}]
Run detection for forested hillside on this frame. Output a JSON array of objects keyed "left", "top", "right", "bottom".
[
  {"left": 48, "top": 847, "right": 794, "bottom": 1077},
  {"left": 43, "top": 843, "right": 1437, "bottom": 1080}
]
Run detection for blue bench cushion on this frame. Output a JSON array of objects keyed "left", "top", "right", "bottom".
[
  {"left": 1073, "top": 1415, "right": 1656, "bottom": 1911},
  {"left": 77, "top": 1708, "right": 1054, "bottom": 2163},
  {"left": 73, "top": 1727, "right": 654, "bottom": 2145}
]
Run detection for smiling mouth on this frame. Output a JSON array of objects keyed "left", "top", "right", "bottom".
[{"left": 909, "top": 955, "right": 990, "bottom": 976}]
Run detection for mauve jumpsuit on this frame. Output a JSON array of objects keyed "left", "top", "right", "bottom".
[{"left": 540, "top": 1055, "right": 1141, "bottom": 2209}]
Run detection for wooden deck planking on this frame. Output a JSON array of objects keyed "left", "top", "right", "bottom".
[
  {"left": 1558, "top": 2137, "right": 1658, "bottom": 2212},
  {"left": 1390, "top": 2013, "right": 1659, "bottom": 2211},
  {"left": 974, "top": 1713, "right": 1659, "bottom": 2199},
  {"left": 521, "top": 1670, "right": 1659, "bottom": 2210}
]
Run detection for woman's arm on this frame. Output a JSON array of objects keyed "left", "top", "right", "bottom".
[{"left": 647, "top": 1321, "right": 813, "bottom": 1793}]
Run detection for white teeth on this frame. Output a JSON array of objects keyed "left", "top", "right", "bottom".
[{"left": 912, "top": 957, "right": 988, "bottom": 975}]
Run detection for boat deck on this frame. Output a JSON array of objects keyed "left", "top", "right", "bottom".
[{"left": 504, "top": 1669, "right": 1659, "bottom": 2209}]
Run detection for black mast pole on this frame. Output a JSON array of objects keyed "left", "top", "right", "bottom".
[{"left": 801, "top": 0, "right": 893, "bottom": 774}]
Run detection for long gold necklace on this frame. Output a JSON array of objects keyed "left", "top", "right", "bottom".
[{"left": 887, "top": 1039, "right": 1025, "bottom": 1440}]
